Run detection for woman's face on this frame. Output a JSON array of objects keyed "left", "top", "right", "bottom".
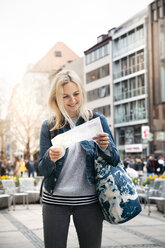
[{"left": 63, "top": 81, "right": 81, "bottom": 117}]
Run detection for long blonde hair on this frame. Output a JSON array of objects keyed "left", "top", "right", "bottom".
[{"left": 48, "top": 69, "right": 92, "bottom": 130}]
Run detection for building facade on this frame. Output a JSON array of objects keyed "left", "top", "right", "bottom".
[
  {"left": 148, "top": 0, "right": 165, "bottom": 155},
  {"left": 112, "top": 10, "right": 149, "bottom": 159},
  {"left": 84, "top": 32, "right": 114, "bottom": 132}
]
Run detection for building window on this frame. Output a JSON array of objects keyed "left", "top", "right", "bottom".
[
  {"left": 129, "top": 54, "right": 136, "bottom": 74},
  {"left": 134, "top": 126, "right": 141, "bottom": 143},
  {"left": 118, "top": 126, "right": 141, "bottom": 145},
  {"left": 87, "top": 85, "right": 110, "bottom": 101},
  {"left": 114, "top": 100, "right": 146, "bottom": 124},
  {"left": 114, "top": 74, "right": 145, "bottom": 102},
  {"left": 93, "top": 105, "right": 110, "bottom": 117},
  {"left": 136, "top": 50, "right": 144, "bottom": 71},
  {"left": 136, "top": 25, "right": 144, "bottom": 40},
  {"left": 86, "top": 64, "right": 109, "bottom": 83},
  {"left": 55, "top": 51, "right": 62, "bottom": 57},
  {"left": 121, "top": 57, "right": 128, "bottom": 77},
  {"left": 85, "top": 43, "right": 110, "bottom": 65},
  {"left": 119, "top": 128, "right": 125, "bottom": 145}
]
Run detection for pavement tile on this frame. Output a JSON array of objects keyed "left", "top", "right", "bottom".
[{"left": 0, "top": 231, "right": 35, "bottom": 248}]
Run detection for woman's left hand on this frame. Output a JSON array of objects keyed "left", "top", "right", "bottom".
[{"left": 93, "top": 132, "right": 109, "bottom": 149}]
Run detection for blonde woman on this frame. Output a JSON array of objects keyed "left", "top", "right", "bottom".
[
  {"left": 39, "top": 69, "right": 120, "bottom": 248},
  {"left": 13, "top": 156, "right": 21, "bottom": 177}
]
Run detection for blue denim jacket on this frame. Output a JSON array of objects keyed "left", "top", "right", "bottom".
[{"left": 38, "top": 112, "right": 120, "bottom": 194}]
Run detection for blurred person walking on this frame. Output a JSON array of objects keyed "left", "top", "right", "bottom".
[
  {"left": 13, "top": 156, "right": 21, "bottom": 177},
  {"left": 19, "top": 156, "right": 27, "bottom": 177},
  {"left": 155, "top": 155, "right": 164, "bottom": 175},
  {"left": 133, "top": 157, "right": 144, "bottom": 177},
  {"left": 146, "top": 155, "right": 156, "bottom": 177},
  {"left": 26, "top": 155, "right": 35, "bottom": 177}
]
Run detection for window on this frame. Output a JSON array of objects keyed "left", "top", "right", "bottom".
[
  {"left": 121, "top": 81, "right": 128, "bottom": 99},
  {"left": 121, "top": 58, "right": 127, "bottom": 76},
  {"left": 134, "top": 126, "right": 141, "bottom": 143},
  {"left": 129, "top": 54, "right": 135, "bottom": 74},
  {"left": 87, "top": 85, "right": 110, "bottom": 101},
  {"left": 128, "top": 30, "right": 135, "bottom": 44},
  {"left": 85, "top": 43, "right": 110, "bottom": 65},
  {"left": 121, "top": 34, "right": 127, "bottom": 47},
  {"left": 136, "top": 50, "right": 144, "bottom": 71},
  {"left": 118, "top": 126, "right": 142, "bottom": 145},
  {"left": 93, "top": 105, "right": 110, "bottom": 117},
  {"left": 119, "top": 128, "right": 125, "bottom": 145},
  {"left": 86, "top": 64, "right": 109, "bottom": 83},
  {"left": 136, "top": 25, "right": 144, "bottom": 40},
  {"left": 137, "top": 75, "right": 145, "bottom": 94},
  {"left": 125, "top": 127, "right": 134, "bottom": 144},
  {"left": 129, "top": 78, "right": 136, "bottom": 97},
  {"left": 104, "top": 44, "right": 109, "bottom": 56},
  {"left": 55, "top": 51, "right": 62, "bottom": 57}
]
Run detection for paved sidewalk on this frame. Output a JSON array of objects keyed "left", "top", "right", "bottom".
[{"left": 0, "top": 203, "right": 165, "bottom": 248}]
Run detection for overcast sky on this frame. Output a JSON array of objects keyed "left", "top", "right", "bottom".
[{"left": 0, "top": 0, "right": 153, "bottom": 92}]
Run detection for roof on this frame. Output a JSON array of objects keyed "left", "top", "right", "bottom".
[{"left": 31, "top": 42, "right": 79, "bottom": 73}]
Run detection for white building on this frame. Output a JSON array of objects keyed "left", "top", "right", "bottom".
[
  {"left": 112, "top": 9, "right": 149, "bottom": 159},
  {"left": 84, "top": 31, "right": 114, "bottom": 133}
]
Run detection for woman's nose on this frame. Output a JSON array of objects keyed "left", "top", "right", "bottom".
[{"left": 70, "top": 96, "right": 76, "bottom": 103}]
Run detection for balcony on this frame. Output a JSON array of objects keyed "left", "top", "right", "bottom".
[
  {"left": 115, "top": 109, "right": 147, "bottom": 124},
  {"left": 114, "top": 87, "right": 145, "bottom": 102},
  {"left": 113, "top": 39, "right": 145, "bottom": 59},
  {"left": 113, "top": 63, "right": 144, "bottom": 80}
]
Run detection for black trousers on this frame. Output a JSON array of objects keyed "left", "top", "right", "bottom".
[{"left": 42, "top": 202, "right": 103, "bottom": 248}]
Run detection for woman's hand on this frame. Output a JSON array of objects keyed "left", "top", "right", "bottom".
[
  {"left": 49, "top": 146, "right": 62, "bottom": 161},
  {"left": 93, "top": 133, "right": 109, "bottom": 149}
]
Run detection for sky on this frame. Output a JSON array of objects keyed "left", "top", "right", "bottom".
[{"left": 0, "top": 0, "right": 153, "bottom": 95}]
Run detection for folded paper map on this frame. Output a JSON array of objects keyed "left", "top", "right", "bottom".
[{"left": 51, "top": 117, "right": 103, "bottom": 149}]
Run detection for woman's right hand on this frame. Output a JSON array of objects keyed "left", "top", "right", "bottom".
[{"left": 49, "top": 146, "right": 62, "bottom": 161}]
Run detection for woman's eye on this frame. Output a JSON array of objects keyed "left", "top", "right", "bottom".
[
  {"left": 63, "top": 95, "right": 69, "bottom": 98},
  {"left": 74, "top": 93, "right": 79, "bottom": 96}
]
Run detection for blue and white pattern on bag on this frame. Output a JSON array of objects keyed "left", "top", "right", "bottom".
[{"left": 95, "top": 156, "right": 142, "bottom": 224}]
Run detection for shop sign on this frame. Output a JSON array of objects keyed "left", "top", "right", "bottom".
[
  {"left": 141, "top": 126, "right": 150, "bottom": 139},
  {"left": 125, "top": 144, "right": 142, "bottom": 153}
]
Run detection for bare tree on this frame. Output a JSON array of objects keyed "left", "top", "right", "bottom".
[
  {"left": 8, "top": 82, "right": 46, "bottom": 158},
  {"left": 0, "top": 119, "right": 9, "bottom": 159}
]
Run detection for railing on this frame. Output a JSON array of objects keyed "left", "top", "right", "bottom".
[
  {"left": 113, "top": 39, "right": 145, "bottom": 59},
  {"left": 114, "top": 87, "right": 145, "bottom": 102},
  {"left": 115, "top": 110, "right": 147, "bottom": 124},
  {"left": 113, "top": 63, "right": 144, "bottom": 80}
]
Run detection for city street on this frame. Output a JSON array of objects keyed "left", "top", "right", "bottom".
[{"left": 0, "top": 203, "right": 165, "bottom": 248}]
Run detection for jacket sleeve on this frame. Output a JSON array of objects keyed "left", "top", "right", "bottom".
[
  {"left": 96, "top": 113, "right": 120, "bottom": 166},
  {"left": 38, "top": 120, "right": 55, "bottom": 177}
]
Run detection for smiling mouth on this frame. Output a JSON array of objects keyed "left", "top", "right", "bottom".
[{"left": 68, "top": 103, "right": 77, "bottom": 107}]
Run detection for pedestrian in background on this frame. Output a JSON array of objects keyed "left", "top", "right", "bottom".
[
  {"left": 19, "top": 156, "right": 27, "bottom": 177},
  {"left": 133, "top": 157, "right": 144, "bottom": 177},
  {"left": 155, "top": 155, "right": 164, "bottom": 175},
  {"left": 26, "top": 155, "right": 35, "bottom": 177},
  {"left": 13, "top": 156, "right": 21, "bottom": 177},
  {"left": 39, "top": 69, "right": 120, "bottom": 248},
  {"left": 146, "top": 155, "right": 155, "bottom": 177}
]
